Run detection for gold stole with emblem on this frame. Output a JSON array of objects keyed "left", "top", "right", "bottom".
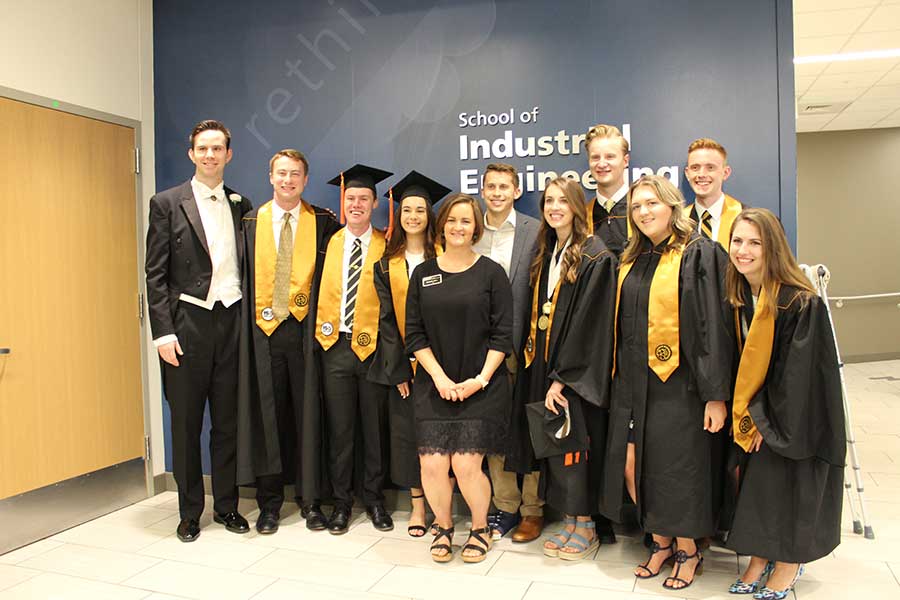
[
  {"left": 586, "top": 197, "right": 632, "bottom": 239},
  {"left": 253, "top": 201, "right": 317, "bottom": 336},
  {"left": 687, "top": 194, "right": 742, "bottom": 249},
  {"left": 612, "top": 236, "right": 688, "bottom": 381},
  {"left": 387, "top": 245, "right": 442, "bottom": 374},
  {"left": 523, "top": 263, "right": 562, "bottom": 368},
  {"left": 731, "top": 286, "right": 775, "bottom": 451},
  {"left": 315, "top": 228, "right": 386, "bottom": 360}
]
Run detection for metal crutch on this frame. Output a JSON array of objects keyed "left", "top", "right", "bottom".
[{"left": 804, "top": 263, "right": 875, "bottom": 539}]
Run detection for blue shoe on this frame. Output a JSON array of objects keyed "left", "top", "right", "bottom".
[
  {"left": 753, "top": 564, "right": 803, "bottom": 600},
  {"left": 488, "top": 510, "right": 520, "bottom": 540},
  {"left": 729, "top": 561, "right": 774, "bottom": 594}
]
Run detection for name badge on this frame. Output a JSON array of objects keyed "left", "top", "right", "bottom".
[{"left": 422, "top": 274, "right": 443, "bottom": 287}]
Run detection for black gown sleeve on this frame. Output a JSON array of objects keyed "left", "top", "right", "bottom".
[
  {"left": 680, "top": 238, "right": 735, "bottom": 403},
  {"left": 368, "top": 261, "right": 413, "bottom": 386},
  {"left": 487, "top": 261, "right": 514, "bottom": 355},
  {"left": 404, "top": 266, "right": 430, "bottom": 355},
  {"left": 551, "top": 248, "right": 618, "bottom": 408},
  {"left": 749, "top": 296, "right": 847, "bottom": 466}
]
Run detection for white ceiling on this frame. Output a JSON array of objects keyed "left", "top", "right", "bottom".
[{"left": 794, "top": 0, "right": 900, "bottom": 131}]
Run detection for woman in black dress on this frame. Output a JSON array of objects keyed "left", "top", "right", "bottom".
[
  {"left": 724, "top": 208, "right": 845, "bottom": 599},
  {"left": 368, "top": 171, "right": 449, "bottom": 537},
  {"left": 601, "top": 175, "right": 733, "bottom": 591},
  {"left": 405, "top": 193, "right": 513, "bottom": 563},
  {"left": 505, "top": 177, "right": 617, "bottom": 561}
]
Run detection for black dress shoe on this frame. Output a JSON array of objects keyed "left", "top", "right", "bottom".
[
  {"left": 213, "top": 511, "right": 250, "bottom": 534},
  {"left": 366, "top": 504, "right": 394, "bottom": 532},
  {"left": 301, "top": 503, "right": 328, "bottom": 531},
  {"left": 595, "top": 519, "right": 617, "bottom": 545},
  {"left": 256, "top": 510, "right": 280, "bottom": 535},
  {"left": 327, "top": 505, "right": 352, "bottom": 535},
  {"left": 176, "top": 518, "right": 201, "bottom": 543}
]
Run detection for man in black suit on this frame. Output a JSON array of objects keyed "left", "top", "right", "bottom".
[{"left": 145, "top": 119, "right": 252, "bottom": 542}]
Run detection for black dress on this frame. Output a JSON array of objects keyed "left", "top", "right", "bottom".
[
  {"left": 507, "top": 235, "right": 617, "bottom": 515},
  {"left": 368, "top": 255, "right": 418, "bottom": 488},
  {"left": 726, "top": 285, "right": 846, "bottom": 563},
  {"left": 601, "top": 235, "right": 734, "bottom": 539},
  {"left": 405, "top": 256, "right": 513, "bottom": 455}
]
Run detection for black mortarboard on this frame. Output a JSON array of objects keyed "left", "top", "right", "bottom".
[
  {"left": 524, "top": 396, "right": 589, "bottom": 459},
  {"left": 385, "top": 170, "right": 452, "bottom": 206},
  {"left": 326, "top": 164, "right": 392, "bottom": 224}
]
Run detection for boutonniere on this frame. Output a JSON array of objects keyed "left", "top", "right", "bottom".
[{"left": 228, "top": 193, "right": 242, "bottom": 205}]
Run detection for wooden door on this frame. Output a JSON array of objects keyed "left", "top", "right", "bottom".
[{"left": 0, "top": 97, "right": 144, "bottom": 499}]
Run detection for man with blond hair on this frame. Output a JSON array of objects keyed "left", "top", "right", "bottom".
[{"left": 583, "top": 124, "right": 630, "bottom": 256}]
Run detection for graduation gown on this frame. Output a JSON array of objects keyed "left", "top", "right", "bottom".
[
  {"left": 508, "top": 235, "right": 617, "bottom": 515},
  {"left": 368, "top": 256, "right": 418, "bottom": 488},
  {"left": 601, "top": 235, "right": 734, "bottom": 539},
  {"left": 726, "top": 285, "right": 846, "bottom": 563},
  {"left": 590, "top": 197, "right": 629, "bottom": 256},
  {"left": 235, "top": 202, "right": 340, "bottom": 499}
]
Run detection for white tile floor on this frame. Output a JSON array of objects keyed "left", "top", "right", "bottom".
[{"left": 1, "top": 359, "right": 899, "bottom": 599}]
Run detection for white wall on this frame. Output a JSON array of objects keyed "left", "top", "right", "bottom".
[{"left": 0, "top": 0, "right": 165, "bottom": 476}]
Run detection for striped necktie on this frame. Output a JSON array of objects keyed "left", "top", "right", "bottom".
[
  {"left": 272, "top": 213, "right": 293, "bottom": 321},
  {"left": 700, "top": 211, "right": 713, "bottom": 240},
  {"left": 344, "top": 238, "right": 363, "bottom": 329}
]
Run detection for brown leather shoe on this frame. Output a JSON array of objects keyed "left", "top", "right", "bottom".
[{"left": 511, "top": 515, "right": 544, "bottom": 543}]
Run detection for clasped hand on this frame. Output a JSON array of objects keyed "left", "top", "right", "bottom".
[{"left": 435, "top": 375, "right": 482, "bottom": 402}]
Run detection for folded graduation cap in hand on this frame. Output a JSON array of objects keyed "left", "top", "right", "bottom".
[{"left": 525, "top": 393, "right": 589, "bottom": 459}]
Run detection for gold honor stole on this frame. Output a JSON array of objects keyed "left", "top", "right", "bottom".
[
  {"left": 688, "top": 195, "right": 742, "bottom": 248},
  {"left": 523, "top": 262, "right": 562, "bottom": 369},
  {"left": 612, "top": 237, "right": 686, "bottom": 381},
  {"left": 253, "top": 201, "right": 317, "bottom": 336},
  {"left": 586, "top": 197, "right": 632, "bottom": 239},
  {"left": 387, "top": 245, "right": 442, "bottom": 374},
  {"left": 731, "top": 286, "right": 775, "bottom": 452},
  {"left": 315, "top": 228, "right": 386, "bottom": 360}
]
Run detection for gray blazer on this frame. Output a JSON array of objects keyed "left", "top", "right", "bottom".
[{"left": 508, "top": 211, "right": 541, "bottom": 356}]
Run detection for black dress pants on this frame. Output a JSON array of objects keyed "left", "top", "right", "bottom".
[
  {"left": 321, "top": 335, "right": 388, "bottom": 506},
  {"left": 162, "top": 301, "right": 240, "bottom": 520},
  {"left": 256, "top": 317, "right": 307, "bottom": 512}
]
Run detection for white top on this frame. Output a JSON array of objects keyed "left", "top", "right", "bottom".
[
  {"left": 473, "top": 209, "right": 516, "bottom": 277},
  {"left": 271, "top": 201, "right": 301, "bottom": 251},
  {"left": 405, "top": 249, "right": 425, "bottom": 274},
  {"left": 546, "top": 235, "right": 572, "bottom": 300},
  {"left": 696, "top": 193, "right": 725, "bottom": 241},
  {"left": 339, "top": 225, "right": 373, "bottom": 333}
]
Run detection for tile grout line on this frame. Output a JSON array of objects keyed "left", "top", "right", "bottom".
[
  {"left": 365, "top": 562, "right": 398, "bottom": 593},
  {"left": 246, "top": 576, "right": 279, "bottom": 600}
]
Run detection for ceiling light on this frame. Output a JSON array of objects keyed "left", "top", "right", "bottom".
[{"left": 795, "top": 49, "right": 900, "bottom": 64}]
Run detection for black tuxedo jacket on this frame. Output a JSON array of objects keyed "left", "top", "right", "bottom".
[{"left": 145, "top": 180, "right": 253, "bottom": 340}]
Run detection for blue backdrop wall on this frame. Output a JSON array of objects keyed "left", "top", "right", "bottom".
[{"left": 153, "top": 0, "right": 796, "bottom": 474}]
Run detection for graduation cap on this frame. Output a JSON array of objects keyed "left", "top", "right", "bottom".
[
  {"left": 384, "top": 170, "right": 452, "bottom": 239},
  {"left": 327, "top": 164, "right": 392, "bottom": 225},
  {"left": 524, "top": 396, "right": 589, "bottom": 460}
]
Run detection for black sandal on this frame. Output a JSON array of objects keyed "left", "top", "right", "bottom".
[
  {"left": 635, "top": 541, "right": 676, "bottom": 579},
  {"left": 407, "top": 493, "right": 427, "bottom": 538},
  {"left": 461, "top": 526, "right": 492, "bottom": 564},
  {"left": 430, "top": 525, "right": 454, "bottom": 563},
  {"left": 662, "top": 548, "right": 703, "bottom": 590}
]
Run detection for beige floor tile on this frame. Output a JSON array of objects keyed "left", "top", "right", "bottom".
[
  {"left": 799, "top": 554, "right": 897, "bottom": 585},
  {"left": 246, "top": 523, "right": 381, "bottom": 557},
  {"left": 18, "top": 543, "right": 161, "bottom": 584},
  {"left": 371, "top": 564, "right": 529, "bottom": 600},
  {"left": 0, "top": 565, "right": 41, "bottom": 592},
  {"left": 488, "top": 549, "right": 635, "bottom": 591},
  {"left": 244, "top": 548, "right": 393, "bottom": 590},
  {"left": 251, "top": 578, "right": 413, "bottom": 600},
  {"left": 794, "top": 579, "right": 900, "bottom": 599},
  {"left": 358, "top": 535, "right": 502, "bottom": 575},
  {"left": 633, "top": 567, "right": 739, "bottom": 599},
  {"left": 122, "top": 560, "right": 274, "bottom": 600},
  {"left": 142, "top": 595, "right": 193, "bottom": 600},
  {"left": 138, "top": 536, "right": 274, "bottom": 571},
  {"left": 0, "top": 539, "right": 64, "bottom": 565},
  {"left": 51, "top": 520, "right": 169, "bottom": 553},
  {"left": 136, "top": 491, "right": 179, "bottom": 508},
  {"left": 0, "top": 572, "right": 149, "bottom": 600},
  {"left": 94, "top": 505, "right": 176, "bottom": 528},
  {"left": 523, "top": 582, "right": 676, "bottom": 600},
  {"left": 832, "top": 533, "right": 900, "bottom": 562}
]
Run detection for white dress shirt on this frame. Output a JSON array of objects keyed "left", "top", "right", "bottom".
[
  {"left": 153, "top": 178, "right": 241, "bottom": 347},
  {"left": 696, "top": 193, "right": 725, "bottom": 241},
  {"left": 271, "top": 201, "right": 301, "bottom": 251},
  {"left": 474, "top": 209, "right": 516, "bottom": 277},
  {"left": 339, "top": 225, "right": 373, "bottom": 333},
  {"left": 596, "top": 181, "right": 629, "bottom": 211},
  {"left": 405, "top": 250, "right": 425, "bottom": 275}
]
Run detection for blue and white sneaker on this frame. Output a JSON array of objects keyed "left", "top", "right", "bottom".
[{"left": 488, "top": 510, "right": 520, "bottom": 540}]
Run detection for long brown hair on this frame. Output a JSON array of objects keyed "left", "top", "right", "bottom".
[
  {"left": 529, "top": 178, "right": 590, "bottom": 287},
  {"left": 384, "top": 195, "right": 438, "bottom": 260},
  {"left": 620, "top": 174, "right": 694, "bottom": 265},
  {"left": 725, "top": 208, "right": 814, "bottom": 316}
]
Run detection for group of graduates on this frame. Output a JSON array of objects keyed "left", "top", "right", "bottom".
[{"left": 146, "top": 120, "right": 847, "bottom": 600}]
